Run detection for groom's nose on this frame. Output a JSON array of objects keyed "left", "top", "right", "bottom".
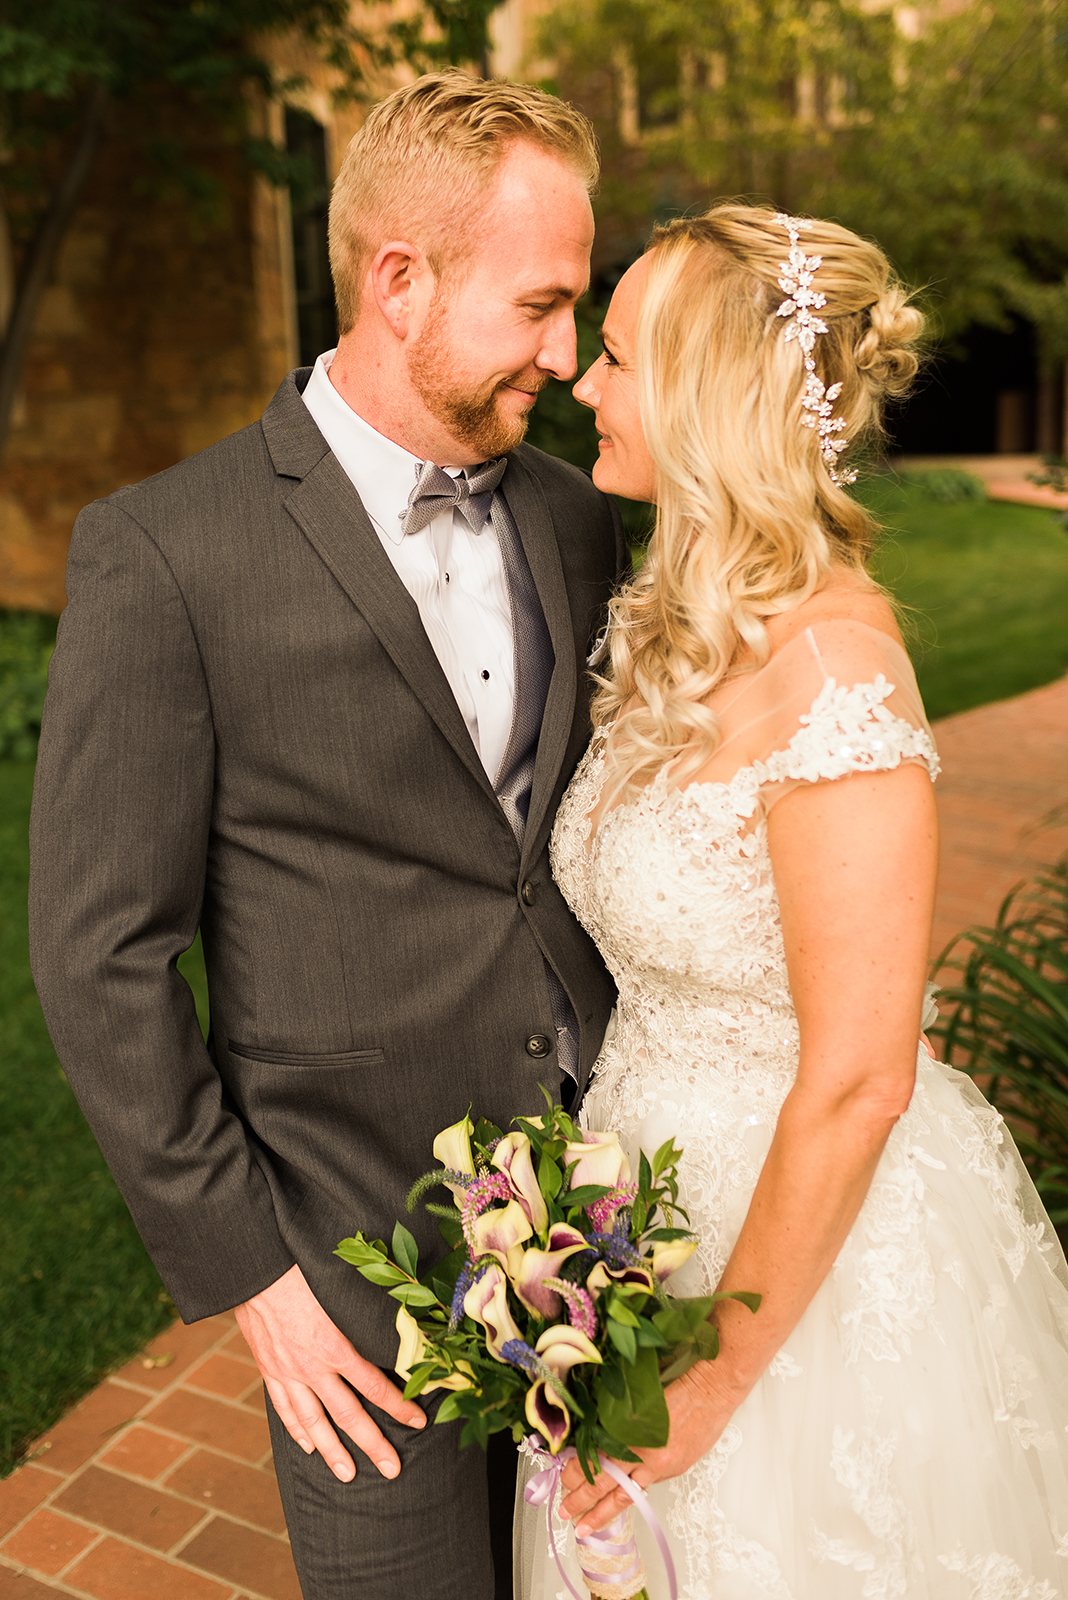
[{"left": 535, "top": 307, "right": 580, "bottom": 382}]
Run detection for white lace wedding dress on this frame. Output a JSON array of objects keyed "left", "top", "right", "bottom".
[{"left": 516, "top": 620, "right": 1068, "bottom": 1600}]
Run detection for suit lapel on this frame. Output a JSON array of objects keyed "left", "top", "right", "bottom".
[
  {"left": 263, "top": 380, "right": 498, "bottom": 807},
  {"left": 499, "top": 455, "right": 577, "bottom": 862}
]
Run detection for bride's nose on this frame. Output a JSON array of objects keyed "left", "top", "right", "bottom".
[{"left": 573, "top": 360, "right": 601, "bottom": 408}]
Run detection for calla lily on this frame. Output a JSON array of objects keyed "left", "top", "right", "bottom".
[
  {"left": 651, "top": 1236, "right": 698, "bottom": 1282},
  {"left": 463, "top": 1263, "right": 524, "bottom": 1359},
  {"left": 506, "top": 1223, "right": 588, "bottom": 1317},
  {"left": 491, "top": 1132, "right": 548, "bottom": 1237},
  {"left": 564, "top": 1129, "right": 631, "bottom": 1191},
  {"left": 395, "top": 1306, "right": 475, "bottom": 1393},
  {"left": 433, "top": 1113, "right": 477, "bottom": 1200},
  {"left": 525, "top": 1324, "right": 602, "bottom": 1454},
  {"left": 586, "top": 1259, "right": 654, "bottom": 1298},
  {"left": 470, "top": 1198, "right": 533, "bottom": 1263}
]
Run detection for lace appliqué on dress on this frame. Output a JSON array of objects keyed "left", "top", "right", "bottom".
[{"left": 540, "top": 667, "right": 1068, "bottom": 1600}]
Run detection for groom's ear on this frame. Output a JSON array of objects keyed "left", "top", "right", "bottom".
[{"left": 369, "top": 240, "right": 436, "bottom": 341}]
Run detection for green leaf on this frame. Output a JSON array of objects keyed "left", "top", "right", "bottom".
[
  {"left": 334, "top": 1234, "right": 383, "bottom": 1268},
  {"left": 693, "top": 1322, "right": 720, "bottom": 1361},
  {"left": 356, "top": 1261, "right": 409, "bottom": 1287},
  {"left": 658, "top": 1341, "right": 699, "bottom": 1386},
  {"left": 635, "top": 1318, "right": 669, "bottom": 1348},
  {"left": 607, "top": 1320, "right": 637, "bottom": 1364},
  {"left": 598, "top": 1362, "right": 627, "bottom": 1399},
  {"left": 436, "top": 1213, "right": 465, "bottom": 1250},
  {"left": 392, "top": 1221, "right": 419, "bottom": 1278},
  {"left": 652, "top": 1138, "right": 681, "bottom": 1178},
  {"left": 564, "top": 1183, "right": 613, "bottom": 1209},
  {"left": 435, "top": 1393, "right": 465, "bottom": 1424},
  {"left": 427, "top": 1244, "right": 467, "bottom": 1304},
  {"left": 538, "top": 1146, "right": 563, "bottom": 1201},
  {"left": 597, "top": 1345, "right": 669, "bottom": 1449},
  {"left": 475, "top": 1118, "right": 505, "bottom": 1148},
  {"left": 712, "top": 1290, "right": 762, "bottom": 1315},
  {"left": 402, "top": 1362, "right": 438, "bottom": 1399},
  {"left": 388, "top": 1283, "right": 440, "bottom": 1307},
  {"left": 607, "top": 1298, "right": 640, "bottom": 1328}
]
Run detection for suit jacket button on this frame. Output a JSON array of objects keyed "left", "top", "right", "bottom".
[
  {"left": 526, "top": 1034, "right": 552, "bottom": 1058},
  {"left": 521, "top": 880, "right": 537, "bottom": 906}
]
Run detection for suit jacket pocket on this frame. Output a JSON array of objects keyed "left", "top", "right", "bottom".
[
  {"left": 223, "top": 1041, "right": 388, "bottom": 1190},
  {"left": 228, "top": 1040, "right": 384, "bottom": 1068}
]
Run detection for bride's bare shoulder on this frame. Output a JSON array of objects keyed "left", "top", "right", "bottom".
[{"left": 765, "top": 567, "right": 903, "bottom": 656}]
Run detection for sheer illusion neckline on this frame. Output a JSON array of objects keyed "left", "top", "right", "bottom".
[{"left": 583, "top": 619, "right": 920, "bottom": 847}]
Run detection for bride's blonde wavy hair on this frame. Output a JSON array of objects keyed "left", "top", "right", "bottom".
[{"left": 594, "top": 203, "right": 924, "bottom": 797}]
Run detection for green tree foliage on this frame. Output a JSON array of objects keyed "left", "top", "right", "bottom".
[{"left": 543, "top": 0, "right": 1068, "bottom": 360}]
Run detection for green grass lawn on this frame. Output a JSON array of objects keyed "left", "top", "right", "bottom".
[
  {"left": 2, "top": 479, "right": 1066, "bottom": 1477},
  {"left": 0, "top": 761, "right": 204, "bottom": 1476},
  {"left": 863, "top": 476, "right": 1068, "bottom": 721}
]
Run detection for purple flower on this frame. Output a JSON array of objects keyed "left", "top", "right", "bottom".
[
  {"left": 586, "top": 1182, "right": 638, "bottom": 1233},
  {"left": 449, "top": 1260, "right": 487, "bottom": 1332},
  {"left": 540, "top": 1277, "right": 597, "bottom": 1339},
  {"left": 459, "top": 1171, "right": 515, "bottom": 1254}
]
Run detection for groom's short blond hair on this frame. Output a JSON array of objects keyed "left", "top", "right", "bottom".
[{"left": 328, "top": 71, "right": 599, "bottom": 332}]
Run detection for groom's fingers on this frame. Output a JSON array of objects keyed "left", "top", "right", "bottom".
[
  {"left": 235, "top": 1263, "right": 425, "bottom": 1481},
  {"left": 266, "top": 1371, "right": 403, "bottom": 1482},
  {"left": 265, "top": 1376, "right": 357, "bottom": 1480}
]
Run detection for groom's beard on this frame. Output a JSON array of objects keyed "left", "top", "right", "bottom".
[{"left": 407, "top": 296, "right": 548, "bottom": 459}]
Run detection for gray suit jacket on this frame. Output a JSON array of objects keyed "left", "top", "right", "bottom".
[{"left": 28, "top": 370, "right": 627, "bottom": 1365}]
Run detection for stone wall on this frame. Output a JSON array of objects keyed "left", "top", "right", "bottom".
[{"left": 0, "top": 97, "right": 297, "bottom": 614}]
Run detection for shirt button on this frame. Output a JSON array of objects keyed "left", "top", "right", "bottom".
[
  {"left": 526, "top": 1034, "right": 552, "bottom": 1058},
  {"left": 481, "top": 669, "right": 490, "bottom": 681},
  {"left": 521, "top": 880, "right": 537, "bottom": 906}
]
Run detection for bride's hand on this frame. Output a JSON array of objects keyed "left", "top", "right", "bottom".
[{"left": 557, "top": 1361, "right": 740, "bottom": 1534}]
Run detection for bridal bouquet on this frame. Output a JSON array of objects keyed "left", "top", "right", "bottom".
[{"left": 336, "top": 1097, "right": 758, "bottom": 1600}]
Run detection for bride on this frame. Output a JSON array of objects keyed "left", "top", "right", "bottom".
[{"left": 518, "top": 205, "right": 1068, "bottom": 1598}]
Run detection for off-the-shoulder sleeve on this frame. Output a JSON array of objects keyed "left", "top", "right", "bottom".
[{"left": 745, "top": 621, "right": 940, "bottom": 813}]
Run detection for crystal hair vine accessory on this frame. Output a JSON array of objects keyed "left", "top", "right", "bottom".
[{"left": 773, "top": 213, "right": 857, "bottom": 487}]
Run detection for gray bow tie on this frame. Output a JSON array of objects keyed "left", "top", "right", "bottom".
[{"left": 400, "top": 457, "right": 507, "bottom": 537}]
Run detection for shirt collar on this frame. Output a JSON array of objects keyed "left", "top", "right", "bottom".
[{"left": 301, "top": 350, "right": 463, "bottom": 545}]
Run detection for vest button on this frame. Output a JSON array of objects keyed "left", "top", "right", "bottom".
[
  {"left": 521, "top": 880, "right": 537, "bottom": 906},
  {"left": 526, "top": 1034, "right": 552, "bottom": 1058}
]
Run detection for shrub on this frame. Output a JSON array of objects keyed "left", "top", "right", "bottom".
[
  {"left": 0, "top": 611, "right": 57, "bottom": 761},
  {"left": 933, "top": 860, "right": 1068, "bottom": 1235},
  {"left": 895, "top": 467, "right": 987, "bottom": 504}
]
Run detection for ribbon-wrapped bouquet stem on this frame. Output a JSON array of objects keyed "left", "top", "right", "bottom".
[{"left": 337, "top": 1097, "right": 759, "bottom": 1600}]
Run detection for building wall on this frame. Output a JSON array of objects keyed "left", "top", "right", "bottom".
[{"left": 0, "top": 97, "right": 299, "bottom": 614}]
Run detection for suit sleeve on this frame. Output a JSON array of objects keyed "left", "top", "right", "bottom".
[{"left": 28, "top": 499, "right": 296, "bottom": 1320}]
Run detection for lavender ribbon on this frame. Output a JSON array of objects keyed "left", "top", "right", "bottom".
[{"left": 523, "top": 1437, "right": 678, "bottom": 1600}]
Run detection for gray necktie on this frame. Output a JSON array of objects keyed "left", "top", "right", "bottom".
[{"left": 400, "top": 458, "right": 507, "bottom": 537}]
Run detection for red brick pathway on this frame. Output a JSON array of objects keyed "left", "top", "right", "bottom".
[
  {"left": 930, "top": 673, "right": 1068, "bottom": 962},
  {"left": 0, "top": 1315, "right": 300, "bottom": 1600},
  {"left": 1, "top": 675, "right": 1066, "bottom": 1599}
]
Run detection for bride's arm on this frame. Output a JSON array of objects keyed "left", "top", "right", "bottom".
[{"left": 559, "top": 761, "right": 938, "bottom": 1532}]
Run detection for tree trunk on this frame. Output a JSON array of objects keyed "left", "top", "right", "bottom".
[{"left": 0, "top": 81, "right": 109, "bottom": 463}]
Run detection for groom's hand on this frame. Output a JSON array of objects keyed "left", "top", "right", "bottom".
[{"left": 234, "top": 1263, "right": 426, "bottom": 1482}]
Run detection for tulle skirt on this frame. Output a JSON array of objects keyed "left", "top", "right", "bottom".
[{"left": 515, "top": 1053, "right": 1068, "bottom": 1599}]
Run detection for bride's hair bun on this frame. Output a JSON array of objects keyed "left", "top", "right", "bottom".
[{"left": 854, "top": 287, "right": 924, "bottom": 397}]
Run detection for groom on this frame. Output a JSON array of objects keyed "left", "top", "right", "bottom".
[{"left": 28, "top": 73, "right": 625, "bottom": 1600}]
